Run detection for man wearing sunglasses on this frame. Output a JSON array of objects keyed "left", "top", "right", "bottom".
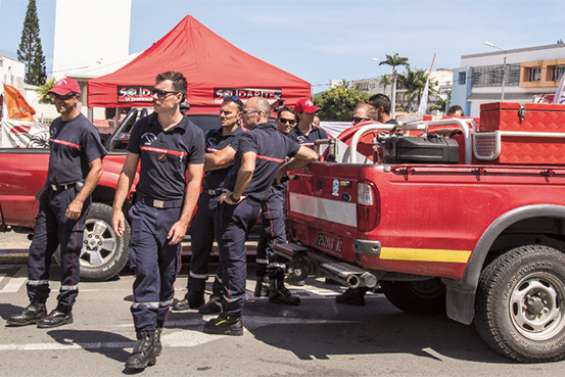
[
  {"left": 254, "top": 107, "right": 301, "bottom": 306},
  {"left": 203, "top": 97, "right": 318, "bottom": 336},
  {"left": 112, "top": 71, "right": 204, "bottom": 370},
  {"left": 7, "top": 77, "right": 106, "bottom": 329},
  {"left": 351, "top": 103, "right": 377, "bottom": 125},
  {"left": 173, "top": 96, "right": 245, "bottom": 315}
]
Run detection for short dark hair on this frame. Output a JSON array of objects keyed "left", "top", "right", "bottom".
[
  {"left": 277, "top": 106, "right": 298, "bottom": 121},
  {"left": 155, "top": 71, "right": 187, "bottom": 98},
  {"left": 221, "top": 96, "right": 244, "bottom": 112},
  {"left": 447, "top": 105, "right": 464, "bottom": 115},
  {"left": 368, "top": 93, "right": 391, "bottom": 115}
]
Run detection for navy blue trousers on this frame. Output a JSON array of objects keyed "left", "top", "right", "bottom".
[
  {"left": 27, "top": 186, "right": 90, "bottom": 309},
  {"left": 128, "top": 201, "right": 182, "bottom": 331},
  {"left": 256, "top": 186, "right": 287, "bottom": 274},
  {"left": 215, "top": 198, "right": 260, "bottom": 317}
]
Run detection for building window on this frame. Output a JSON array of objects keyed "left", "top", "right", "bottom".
[
  {"left": 458, "top": 71, "right": 466, "bottom": 85},
  {"left": 525, "top": 67, "right": 541, "bottom": 82},
  {"left": 470, "top": 64, "right": 520, "bottom": 87},
  {"left": 550, "top": 65, "right": 565, "bottom": 81}
]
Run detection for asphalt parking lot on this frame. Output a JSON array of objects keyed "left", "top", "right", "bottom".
[{"left": 0, "top": 231, "right": 564, "bottom": 377}]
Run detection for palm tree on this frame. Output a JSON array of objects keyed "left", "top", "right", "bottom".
[
  {"left": 399, "top": 67, "right": 438, "bottom": 112},
  {"left": 378, "top": 53, "right": 409, "bottom": 117},
  {"left": 379, "top": 75, "right": 391, "bottom": 97}
]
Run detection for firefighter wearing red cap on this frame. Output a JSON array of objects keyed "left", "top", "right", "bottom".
[
  {"left": 290, "top": 98, "right": 327, "bottom": 143},
  {"left": 6, "top": 77, "right": 107, "bottom": 328}
]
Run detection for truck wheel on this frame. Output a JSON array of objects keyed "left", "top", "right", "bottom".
[
  {"left": 475, "top": 245, "right": 565, "bottom": 362},
  {"left": 55, "top": 203, "right": 129, "bottom": 281},
  {"left": 381, "top": 279, "right": 446, "bottom": 315}
]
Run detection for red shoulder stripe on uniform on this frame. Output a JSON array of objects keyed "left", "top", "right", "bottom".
[
  {"left": 50, "top": 138, "right": 81, "bottom": 150},
  {"left": 256, "top": 154, "right": 284, "bottom": 164},
  {"left": 140, "top": 145, "right": 188, "bottom": 158}
]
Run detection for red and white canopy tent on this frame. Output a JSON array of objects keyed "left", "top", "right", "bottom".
[{"left": 87, "top": 16, "right": 311, "bottom": 113}]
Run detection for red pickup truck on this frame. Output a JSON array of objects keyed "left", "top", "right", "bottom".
[
  {"left": 0, "top": 109, "right": 221, "bottom": 281},
  {"left": 276, "top": 105, "right": 565, "bottom": 362}
]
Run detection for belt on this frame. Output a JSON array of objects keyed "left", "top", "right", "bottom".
[
  {"left": 50, "top": 182, "right": 80, "bottom": 192},
  {"left": 137, "top": 195, "right": 184, "bottom": 209}
]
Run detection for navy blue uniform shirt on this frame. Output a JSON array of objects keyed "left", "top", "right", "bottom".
[
  {"left": 226, "top": 123, "right": 299, "bottom": 201},
  {"left": 290, "top": 125, "right": 327, "bottom": 144},
  {"left": 128, "top": 113, "right": 205, "bottom": 201},
  {"left": 204, "top": 127, "right": 244, "bottom": 191},
  {"left": 47, "top": 113, "right": 107, "bottom": 185}
]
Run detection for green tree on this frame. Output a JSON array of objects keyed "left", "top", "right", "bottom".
[
  {"left": 314, "top": 85, "right": 369, "bottom": 121},
  {"left": 379, "top": 75, "right": 391, "bottom": 97},
  {"left": 37, "top": 78, "right": 55, "bottom": 104},
  {"left": 378, "top": 53, "right": 409, "bottom": 116},
  {"left": 399, "top": 67, "right": 438, "bottom": 112},
  {"left": 17, "top": 0, "right": 46, "bottom": 85}
]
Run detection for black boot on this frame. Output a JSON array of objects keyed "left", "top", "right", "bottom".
[
  {"left": 37, "top": 306, "right": 73, "bottom": 328},
  {"left": 203, "top": 312, "right": 243, "bottom": 336},
  {"left": 172, "top": 291, "right": 204, "bottom": 311},
  {"left": 335, "top": 287, "right": 368, "bottom": 306},
  {"left": 125, "top": 330, "right": 157, "bottom": 370},
  {"left": 254, "top": 274, "right": 270, "bottom": 297},
  {"left": 268, "top": 267, "right": 301, "bottom": 306},
  {"left": 154, "top": 328, "right": 162, "bottom": 356},
  {"left": 198, "top": 297, "right": 222, "bottom": 315},
  {"left": 6, "top": 302, "right": 46, "bottom": 327}
]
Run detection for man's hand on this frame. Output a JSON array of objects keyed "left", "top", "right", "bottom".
[
  {"left": 112, "top": 209, "right": 127, "bottom": 237},
  {"left": 167, "top": 220, "right": 189, "bottom": 245},
  {"left": 218, "top": 190, "right": 245, "bottom": 205},
  {"left": 65, "top": 199, "right": 84, "bottom": 220}
]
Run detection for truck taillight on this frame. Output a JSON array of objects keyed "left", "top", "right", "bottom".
[
  {"left": 357, "top": 183, "right": 374, "bottom": 205},
  {"left": 356, "top": 181, "right": 379, "bottom": 232}
]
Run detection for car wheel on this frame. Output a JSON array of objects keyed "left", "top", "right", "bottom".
[
  {"left": 475, "top": 244, "right": 565, "bottom": 362},
  {"left": 54, "top": 203, "right": 129, "bottom": 281},
  {"left": 381, "top": 279, "right": 446, "bottom": 315}
]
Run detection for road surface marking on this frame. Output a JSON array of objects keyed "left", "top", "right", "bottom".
[{"left": 0, "top": 267, "right": 27, "bottom": 293}]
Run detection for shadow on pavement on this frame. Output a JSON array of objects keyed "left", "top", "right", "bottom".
[
  {"left": 243, "top": 296, "right": 511, "bottom": 365},
  {"left": 47, "top": 329, "right": 134, "bottom": 365},
  {"left": 0, "top": 303, "right": 26, "bottom": 322}
]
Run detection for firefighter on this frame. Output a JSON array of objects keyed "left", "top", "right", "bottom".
[
  {"left": 112, "top": 71, "right": 204, "bottom": 370},
  {"left": 254, "top": 107, "right": 301, "bottom": 306},
  {"left": 203, "top": 97, "right": 318, "bottom": 336},
  {"left": 173, "top": 96, "right": 244, "bottom": 314},
  {"left": 6, "top": 78, "right": 106, "bottom": 328},
  {"left": 291, "top": 98, "right": 327, "bottom": 143}
]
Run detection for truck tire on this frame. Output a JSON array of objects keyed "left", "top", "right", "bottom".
[
  {"left": 54, "top": 203, "right": 129, "bottom": 281},
  {"left": 381, "top": 279, "right": 446, "bottom": 315},
  {"left": 475, "top": 244, "right": 565, "bottom": 362}
]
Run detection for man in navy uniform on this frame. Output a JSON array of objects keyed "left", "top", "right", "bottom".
[
  {"left": 112, "top": 71, "right": 204, "bottom": 370},
  {"left": 172, "top": 96, "right": 244, "bottom": 314},
  {"left": 291, "top": 98, "right": 327, "bottom": 143},
  {"left": 7, "top": 77, "right": 106, "bottom": 328},
  {"left": 254, "top": 107, "right": 301, "bottom": 305},
  {"left": 203, "top": 97, "right": 318, "bottom": 336}
]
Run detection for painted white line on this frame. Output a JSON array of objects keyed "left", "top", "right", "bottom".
[{"left": 0, "top": 266, "right": 27, "bottom": 293}]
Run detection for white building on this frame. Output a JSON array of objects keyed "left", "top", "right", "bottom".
[
  {"left": 451, "top": 43, "right": 565, "bottom": 117},
  {"left": 52, "top": 0, "right": 132, "bottom": 78},
  {"left": 0, "top": 53, "right": 25, "bottom": 91}
]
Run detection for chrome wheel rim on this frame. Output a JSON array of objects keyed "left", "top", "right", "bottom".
[
  {"left": 80, "top": 219, "right": 118, "bottom": 269},
  {"left": 509, "top": 272, "right": 565, "bottom": 341}
]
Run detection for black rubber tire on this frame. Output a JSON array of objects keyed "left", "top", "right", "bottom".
[
  {"left": 54, "top": 203, "right": 130, "bottom": 281},
  {"left": 474, "top": 244, "right": 565, "bottom": 362},
  {"left": 381, "top": 279, "right": 446, "bottom": 315}
]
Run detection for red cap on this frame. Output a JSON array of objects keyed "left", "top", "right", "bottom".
[
  {"left": 49, "top": 77, "right": 81, "bottom": 96},
  {"left": 294, "top": 98, "right": 319, "bottom": 113}
]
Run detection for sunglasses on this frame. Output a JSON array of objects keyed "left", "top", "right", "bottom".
[
  {"left": 279, "top": 118, "right": 296, "bottom": 125},
  {"left": 51, "top": 93, "right": 77, "bottom": 100},
  {"left": 151, "top": 88, "right": 180, "bottom": 98},
  {"left": 352, "top": 116, "right": 369, "bottom": 124},
  {"left": 223, "top": 95, "right": 240, "bottom": 101}
]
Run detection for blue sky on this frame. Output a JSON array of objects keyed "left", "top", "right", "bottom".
[{"left": 1, "top": 0, "right": 564, "bottom": 89}]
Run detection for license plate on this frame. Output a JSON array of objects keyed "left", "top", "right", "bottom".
[{"left": 315, "top": 232, "right": 343, "bottom": 255}]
